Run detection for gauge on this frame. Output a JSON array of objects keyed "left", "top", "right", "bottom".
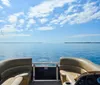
[{"left": 97, "top": 77, "right": 100, "bottom": 84}]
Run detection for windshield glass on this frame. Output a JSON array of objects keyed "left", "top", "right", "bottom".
[{"left": 0, "top": 0, "right": 100, "bottom": 64}]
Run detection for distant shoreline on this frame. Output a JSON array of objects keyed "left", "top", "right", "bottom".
[{"left": 64, "top": 42, "right": 100, "bottom": 44}]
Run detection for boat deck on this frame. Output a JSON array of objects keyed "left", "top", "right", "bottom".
[{"left": 30, "top": 81, "right": 61, "bottom": 85}]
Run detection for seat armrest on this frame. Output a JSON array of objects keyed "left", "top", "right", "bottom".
[
  {"left": 65, "top": 73, "right": 75, "bottom": 84},
  {"left": 16, "top": 73, "right": 31, "bottom": 85},
  {"left": 60, "top": 70, "right": 67, "bottom": 83},
  {"left": 60, "top": 70, "right": 75, "bottom": 84},
  {"left": 11, "top": 77, "right": 23, "bottom": 85},
  {"left": 15, "top": 73, "right": 29, "bottom": 77}
]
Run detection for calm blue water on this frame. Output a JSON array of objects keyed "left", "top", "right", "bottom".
[{"left": 0, "top": 43, "right": 100, "bottom": 64}]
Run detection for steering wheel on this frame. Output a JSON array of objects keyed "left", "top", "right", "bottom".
[{"left": 75, "top": 71, "right": 100, "bottom": 85}]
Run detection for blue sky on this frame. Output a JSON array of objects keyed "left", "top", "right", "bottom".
[{"left": 0, "top": 0, "right": 100, "bottom": 43}]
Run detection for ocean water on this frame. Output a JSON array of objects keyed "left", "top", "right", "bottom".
[{"left": 0, "top": 43, "right": 100, "bottom": 64}]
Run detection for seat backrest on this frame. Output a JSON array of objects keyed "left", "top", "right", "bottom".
[
  {"left": 0, "top": 58, "right": 32, "bottom": 83},
  {"left": 60, "top": 57, "right": 100, "bottom": 74}
]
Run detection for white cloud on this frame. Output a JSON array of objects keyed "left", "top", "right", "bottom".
[
  {"left": 0, "top": 20, "right": 5, "bottom": 22},
  {"left": 26, "top": 19, "right": 36, "bottom": 28},
  {"left": 0, "top": 0, "right": 100, "bottom": 33},
  {"left": 8, "top": 15, "right": 17, "bottom": 23},
  {"left": 0, "top": 6, "right": 3, "bottom": 9},
  {"left": 8, "top": 12, "right": 24, "bottom": 23},
  {"left": 60, "top": 13, "right": 77, "bottom": 25},
  {"left": 19, "top": 19, "right": 24, "bottom": 24},
  {"left": 69, "top": 34, "right": 100, "bottom": 38},
  {"left": 0, "top": 24, "right": 24, "bottom": 33},
  {"left": 37, "top": 26, "right": 54, "bottom": 31},
  {"left": 1, "top": 0, "right": 10, "bottom": 7},
  {"left": 14, "top": 12, "right": 24, "bottom": 17},
  {"left": 0, "top": 33, "right": 31, "bottom": 38},
  {"left": 0, "top": 25, "right": 17, "bottom": 33},
  {"left": 28, "top": 19, "right": 35, "bottom": 24},
  {"left": 65, "top": 5, "right": 77, "bottom": 14},
  {"left": 69, "top": 2, "right": 99, "bottom": 24},
  {"left": 40, "top": 18, "right": 48, "bottom": 24},
  {"left": 50, "top": 14, "right": 65, "bottom": 24},
  {"left": 0, "top": 24, "right": 31, "bottom": 38},
  {"left": 28, "top": 0, "right": 75, "bottom": 18},
  {"left": 50, "top": 1, "right": 100, "bottom": 25},
  {"left": 0, "top": 12, "right": 25, "bottom": 33},
  {"left": 17, "top": 19, "right": 25, "bottom": 28},
  {"left": 92, "top": 11, "right": 100, "bottom": 19}
]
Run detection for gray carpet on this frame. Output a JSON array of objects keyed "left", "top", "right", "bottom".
[{"left": 30, "top": 81, "right": 61, "bottom": 85}]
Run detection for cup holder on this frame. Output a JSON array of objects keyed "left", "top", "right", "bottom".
[
  {"left": 66, "top": 82, "right": 71, "bottom": 84},
  {"left": 63, "top": 82, "right": 72, "bottom": 85}
]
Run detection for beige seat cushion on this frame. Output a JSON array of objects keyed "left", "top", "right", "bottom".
[
  {"left": 15, "top": 73, "right": 30, "bottom": 85},
  {"left": 1, "top": 73, "right": 30, "bottom": 85},
  {"left": 60, "top": 70, "right": 80, "bottom": 79},
  {"left": 0, "top": 58, "right": 32, "bottom": 85},
  {"left": 60, "top": 70, "right": 80, "bottom": 83},
  {"left": 2, "top": 77, "right": 15, "bottom": 85},
  {"left": 11, "top": 77, "right": 23, "bottom": 85},
  {"left": 1, "top": 77, "right": 23, "bottom": 85}
]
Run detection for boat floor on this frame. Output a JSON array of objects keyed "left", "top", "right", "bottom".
[{"left": 30, "top": 81, "right": 62, "bottom": 85}]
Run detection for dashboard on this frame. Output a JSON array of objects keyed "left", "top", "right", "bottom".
[{"left": 75, "top": 72, "right": 100, "bottom": 85}]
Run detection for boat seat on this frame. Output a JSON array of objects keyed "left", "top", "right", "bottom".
[
  {"left": 0, "top": 58, "right": 32, "bottom": 85},
  {"left": 15, "top": 73, "right": 31, "bottom": 85},
  {"left": 1, "top": 72, "right": 31, "bottom": 85},
  {"left": 1, "top": 77, "right": 15, "bottom": 85},
  {"left": 60, "top": 70, "right": 80, "bottom": 80},
  {"left": 60, "top": 70, "right": 80, "bottom": 83},
  {"left": 2, "top": 76, "right": 23, "bottom": 85},
  {"left": 59, "top": 57, "right": 100, "bottom": 84}
]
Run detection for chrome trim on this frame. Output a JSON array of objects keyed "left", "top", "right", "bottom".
[
  {"left": 56, "top": 64, "right": 59, "bottom": 80},
  {"left": 32, "top": 63, "right": 35, "bottom": 80},
  {"left": 33, "top": 62, "right": 59, "bottom": 64}
]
